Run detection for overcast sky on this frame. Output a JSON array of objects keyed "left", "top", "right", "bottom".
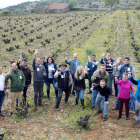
[{"left": 0, "top": 0, "right": 38, "bottom": 9}]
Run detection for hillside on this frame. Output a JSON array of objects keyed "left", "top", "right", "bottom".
[
  {"left": 1, "top": 9, "right": 140, "bottom": 139},
  {"left": 1, "top": 0, "right": 139, "bottom": 13}
]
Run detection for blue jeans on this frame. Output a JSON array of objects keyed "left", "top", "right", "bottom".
[
  {"left": 46, "top": 78, "right": 58, "bottom": 91},
  {"left": 16, "top": 85, "right": 28, "bottom": 105},
  {"left": 88, "top": 76, "right": 92, "bottom": 91},
  {"left": 76, "top": 89, "right": 85, "bottom": 100},
  {"left": 95, "top": 93, "right": 110, "bottom": 118},
  {"left": 92, "top": 90, "right": 104, "bottom": 107},
  {"left": 0, "top": 91, "right": 5, "bottom": 114},
  {"left": 109, "top": 73, "right": 113, "bottom": 95},
  {"left": 116, "top": 85, "right": 119, "bottom": 108}
]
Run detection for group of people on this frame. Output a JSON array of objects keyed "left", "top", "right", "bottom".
[{"left": 0, "top": 52, "right": 140, "bottom": 125}]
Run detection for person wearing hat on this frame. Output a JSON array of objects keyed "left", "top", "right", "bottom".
[
  {"left": 65, "top": 53, "right": 80, "bottom": 95},
  {"left": 54, "top": 63, "right": 72, "bottom": 109},
  {"left": 16, "top": 58, "right": 31, "bottom": 105}
]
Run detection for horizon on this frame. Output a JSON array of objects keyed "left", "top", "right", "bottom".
[{"left": 0, "top": 0, "right": 40, "bottom": 9}]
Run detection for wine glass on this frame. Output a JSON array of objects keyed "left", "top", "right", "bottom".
[
  {"left": 88, "top": 56, "right": 90, "bottom": 60},
  {"left": 35, "top": 49, "right": 38, "bottom": 53},
  {"left": 19, "top": 54, "right": 22, "bottom": 59},
  {"left": 117, "top": 58, "right": 119, "bottom": 63},
  {"left": 45, "top": 56, "right": 47, "bottom": 59}
]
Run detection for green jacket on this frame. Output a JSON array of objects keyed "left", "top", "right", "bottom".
[
  {"left": 5, "top": 69, "right": 26, "bottom": 92},
  {"left": 91, "top": 70, "right": 110, "bottom": 86}
]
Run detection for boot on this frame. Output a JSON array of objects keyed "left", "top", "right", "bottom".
[
  {"left": 81, "top": 99, "right": 84, "bottom": 110},
  {"left": 55, "top": 91, "right": 58, "bottom": 99},
  {"left": 74, "top": 98, "right": 78, "bottom": 106},
  {"left": 47, "top": 90, "right": 50, "bottom": 100}
]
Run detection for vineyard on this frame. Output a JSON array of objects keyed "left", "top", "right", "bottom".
[{"left": 1, "top": 10, "right": 140, "bottom": 139}]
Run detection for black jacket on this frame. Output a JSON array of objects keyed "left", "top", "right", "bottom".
[
  {"left": 74, "top": 75, "right": 85, "bottom": 89},
  {"left": 17, "top": 62, "right": 31, "bottom": 85},
  {"left": 58, "top": 71, "right": 70, "bottom": 89},
  {"left": 94, "top": 84, "right": 110, "bottom": 101}
]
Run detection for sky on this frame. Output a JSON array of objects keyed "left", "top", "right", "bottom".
[{"left": 0, "top": 0, "right": 38, "bottom": 9}]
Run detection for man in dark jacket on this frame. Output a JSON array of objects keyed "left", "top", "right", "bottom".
[
  {"left": 100, "top": 53, "right": 115, "bottom": 96},
  {"left": 85, "top": 54, "right": 98, "bottom": 94},
  {"left": 91, "top": 79, "right": 110, "bottom": 121},
  {"left": 54, "top": 63, "right": 72, "bottom": 109},
  {"left": 32, "top": 53, "right": 46, "bottom": 107},
  {"left": 16, "top": 59, "right": 31, "bottom": 105},
  {"left": 5, "top": 63, "right": 25, "bottom": 116}
]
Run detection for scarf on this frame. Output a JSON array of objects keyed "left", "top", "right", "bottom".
[{"left": 60, "top": 68, "right": 68, "bottom": 73}]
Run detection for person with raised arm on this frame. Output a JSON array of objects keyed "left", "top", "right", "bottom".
[
  {"left": 115, "top": 73, "right": 134, "bottom": 120},
  {"left": 16, "top": 59, "right": 31, "bottom": 105},
  {"left": 43, "top": 57, "right": 58, "bottom": 100},
  {"left": 32, "top": 53, "right": 46, "bottom": 107},
  {"left": 91, "top": 65, "right": 110, "bottom": 109},
  {"left": 85, "top": 54, "right": 98, "bottom": 94},
  {"left": 100, "top": 53, "right": 115, "bottom": 96},
  {"left": 54, "top": 63, "right": 72, "bottom": 110},
  {"left": 91, "top": 79, "right": 110, "bottom": 121},
  {"left": 65, "top": 53, "right": 80, "bottom": 95}
]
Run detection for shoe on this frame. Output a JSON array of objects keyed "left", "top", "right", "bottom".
[
  {"left": 0, "top": 114, "right": 5, "bottom": 117},
  {"left": 39, "top": 104, "right": 44, "bottom": 107},
  {"left": 117, "top": 116, "right": 121, "bottom": 120},
  {"left": 133, "top": 120, "right": 140, "bottom": 125},
  {"left": 47, "top": 90, "right": 50, "bottom": 100},
  {"left": 81, "top": 99, "right": 84, "bottom": 110},
  {"left": 73, "top": 98, "right": 78, "bottom": 106},
  {"left": 95, "top": 110, "right": 103, "bottom": 115},
  {"left": 55, "top": 108, "right": 60, "bottom": 111},
  {"left": 34, "top": 104, "right": 37, "bottom": 107},
  {"left": 112, "top": 107, "right": 119, "bottom": 110},
  {"left": 126, "top": 116, "right": 129, "bottom": 120},
  {"left": 9, "top": 112, "right": 13, "bottom": 117},
  {"left": 103, "top": 117, "right": 106, "bottom": 121},
  {"left": 91, "top": 106, "right": 95, "bottom": 110}
]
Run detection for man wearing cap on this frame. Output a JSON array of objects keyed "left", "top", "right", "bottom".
[
  {"left": 54, "top": 63, "right": 72, "bottom": 109},
  {"left": 16, "top": 58, "right": 31, "bottom": 105},
  {"left": 65, "top": 53, "right": 80, "bottom": 95}
]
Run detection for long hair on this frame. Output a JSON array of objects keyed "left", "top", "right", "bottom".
[
  {"left": 47, "top": 57, "right": 55, "bottom": 63},
  {"left": 75, "top": 65, "right": 85, "bottom": 79}
]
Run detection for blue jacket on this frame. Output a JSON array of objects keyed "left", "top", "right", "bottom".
[
  {"left": 129, "top": 77, "right": 140, "bottom": 102},
  {"left": 42, "top": 62, "right": 57, "bottom": 83},
  {"left": 86, "top": 60, "right": 98, "bottom": 77}
]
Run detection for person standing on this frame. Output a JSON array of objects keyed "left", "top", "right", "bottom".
[
  {"left": 16, "top": 59, "right": 31, "bottom": 105},
  {"left": 115, "top": 73, "right": 134, "bottom": 120},
  {"left": 128, "top": 74, "right": 140, "bottom": 125},
  {"left": 0, "top": 66, "right": 5, "bottom": 117},
  {"left": 91, "top": 79, "right": 110, "bottom": 121},
  {"left": 112, "top": 57, "right": 135, "bottom": 110},
  {"left": 32, "top": 53, "right": 46, "bottom": 107},
  {"left": 74, "top": 66, "right": 86, "bottom": 109},
  {"left": 113, "top": 57, "right": 123, "bottom": 97},
  {"left": 91, "top": 65, "right": 110, "bottom": 109},
  {"left": 43, "top": 57, "right": 58, "bottom": 100},
  {"left": 65, "top": 53, "right": 80, "bottom": 95},
  {"left": 100, "top": 53, "right": 115, "bottom": 96},
  {"left": 85, "top": 54, "right": 98, "bottom": 94},
  {"left": 5, "top": 63, "right": 25, "bottom": 116},
  {"left": 54, "top": 63, "right": 72, "bottom": 109}
]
